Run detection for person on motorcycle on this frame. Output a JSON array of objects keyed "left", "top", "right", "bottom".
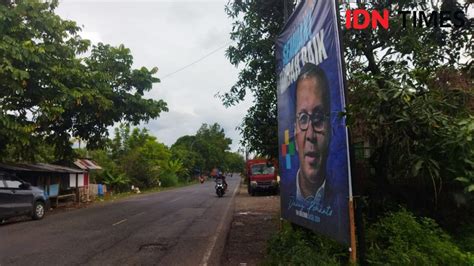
[{"left": 211, "top": 168, "right": 228, "bottom": 191}]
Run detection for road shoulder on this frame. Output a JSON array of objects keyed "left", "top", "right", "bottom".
[
  {"left": 201, "top": 177, "right": 240, "bottom": 266},
  {"left": 221, "top": 181, "right": 280, "bottom": 265}
]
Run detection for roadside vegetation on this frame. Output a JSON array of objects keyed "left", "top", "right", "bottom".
[
  {"left": 0, "top": 0, "right": 167, "bottom": 162},
  {"left": 266, "top": 223, "right": 347, "bottom": 266},
  {"left": 223, "top": 0, "right": 473, "bottom": 264},
  {"left": 267, "top": 210, "right": 473, "bottom": 265},
  {"left": 79, "top": 122, "right": 245, "bottom": 193},
  {"left": 97, "top": 181, "right": 198, "bottom": 203},
  {"left": 0, "top": 1, "right": 245, "bottom": 197}
]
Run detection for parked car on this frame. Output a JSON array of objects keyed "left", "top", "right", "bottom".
[{"left": 0, "top": 172, "right": 49, "bottom": 221}]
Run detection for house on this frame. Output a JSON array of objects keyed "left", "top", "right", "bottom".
[
  {"left": 73, "top": 158, "right": 102, "bottom": 186},
  {"left": 0, "top": 162, "right": 85, "bottom": 206},
  {"left": 73, "top": 159, "right": 103, "bottom": 202}
]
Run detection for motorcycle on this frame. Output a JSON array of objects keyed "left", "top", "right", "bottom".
[
  {"left": 199, "top": 175, "right": 205, "bottom": 184},
  {"left": 215, "top": 179, "right": 225, "bottom": 197}
]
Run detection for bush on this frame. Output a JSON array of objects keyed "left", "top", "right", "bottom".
[
  {"left": 366, "top": 209, "right": 473, "bottom": 265},
  {"left": 454, "top": 223, "right": 474, "bottom": 255},
  {"left": 160, "top": 171, "right": 178, "bottom": 187},
  {"left": 265, "top": 223, "right": 347, "bottom": 265}
]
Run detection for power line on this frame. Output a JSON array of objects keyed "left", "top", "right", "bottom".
[{"left": 160, "top": 41, "right": 232, "bottom": 79}]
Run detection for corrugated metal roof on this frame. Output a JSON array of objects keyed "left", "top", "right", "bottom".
[
  {"left": 74, "top": 159, "right": 102, "bottom": 170},
  {"left": 0, "top": 162, "right": 84, "bottom": 173}
]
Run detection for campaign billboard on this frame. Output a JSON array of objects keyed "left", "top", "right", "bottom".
[{"left": 276, "top": 0, "right": 352, "bottom": 244}]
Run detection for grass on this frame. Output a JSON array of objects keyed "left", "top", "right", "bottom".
[{"left": 264, "top": 222, "right": 347, "bottom": 266}]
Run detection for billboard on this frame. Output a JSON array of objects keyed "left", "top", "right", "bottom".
[{"left": 276, "top": 0, "right": 352, "bottom": 244}]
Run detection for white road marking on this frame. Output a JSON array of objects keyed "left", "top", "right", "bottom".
[
  {"left": 112, "top": 219, "right": 127, "bottom": 226},
  {"left": 169, "top": 195, "right": 186, "bottom": 203},
  {"left": 200, "top": 181, "right": 240, "bottom": 266}
]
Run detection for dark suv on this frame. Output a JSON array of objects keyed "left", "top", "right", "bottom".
[{"left": 0, "top": 173, "right": 49, "bottom": 221}]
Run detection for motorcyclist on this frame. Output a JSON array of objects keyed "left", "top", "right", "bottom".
[{"left": 211, "top": 168, "right": 228, "bottom": 191}]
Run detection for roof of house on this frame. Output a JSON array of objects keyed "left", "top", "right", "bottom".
[
  {"left": 0, "top": 162, "right": 84, "bottom": 174},
  {"left": 74, "top": 159, "right": 102, "bottom": 170}
]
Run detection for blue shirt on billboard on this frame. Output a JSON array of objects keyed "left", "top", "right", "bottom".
[{"left": 296, "top": 170, "right": 325, "bottom": 205}]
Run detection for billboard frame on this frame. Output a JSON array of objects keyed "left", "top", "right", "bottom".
[{"left": 277, "top": 0, "right": 357, "bottom": 262}]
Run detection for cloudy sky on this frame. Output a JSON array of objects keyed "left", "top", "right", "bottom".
[{"left": 56, "top": 0, "right": 252, "bottom": 152}]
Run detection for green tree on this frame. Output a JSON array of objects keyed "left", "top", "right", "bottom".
[
  {"left": 194, "top": 123, "right": 232, "bottom": 171},
  {"left": 453, "top": 116, "right": 474, "bottom": 194},
  {"left": 2, "top": 140, "right": 57, "bottom": 163},
  {"left": 171, "top": 135, "right": 202, "bottom": 168},
  {"left": 165, "top": 159, "right": 186, "bottom": 177},
  {"left": 342, "top": 1, "right": 472, "bottom": 216},
  {"left": 170, "top": 123, "right": 233, "bottom": 175},
  {"left": 85, "top": 148, "right": 118, "bottom": 184},
  {"left": 223, "top": 151, "right": 245, "bottom": 173},
  {"left": 103, "top": 171, "right": 130, "bottom": 193},
  {"left": 220, "top": 0, "right": 292, "bottom": 159},
  {"left": 223, "top": 0, "right": 473, "bottom": 226},
  {"left": 119, "top": 132, "right": 170, "bottom": 188},
  {"left": 0, "top": 0, "right": 167, "bottom": 161},
  {"left": 162, "top": 159, "right": 186, "bottom": 184},
  {"left": 170, "top": 143, "right": 202, "bottom": 179}
]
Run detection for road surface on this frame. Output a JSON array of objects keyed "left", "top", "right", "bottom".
[{"left": 0, "top": 176, "right": 240, "bottom": 266}]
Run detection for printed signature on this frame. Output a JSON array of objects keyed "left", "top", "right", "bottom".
[{"left": 288, "top": 196, "right": 333, "bottom": 217}]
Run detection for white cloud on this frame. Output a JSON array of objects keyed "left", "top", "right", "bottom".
[
  {"left": 80, "top": 31, "right": 102, "bottom": 44},
  {"left": 56, "top": 1, "right": 252, "bottom": 152}
]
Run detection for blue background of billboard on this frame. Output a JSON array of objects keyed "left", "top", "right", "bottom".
[{"left": 276, "top": 0, "right": 350, "bottom": 244}]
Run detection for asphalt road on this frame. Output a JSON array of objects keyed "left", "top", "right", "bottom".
[{"left": 0, "top": 176, "right": 241, "bottom": 266}]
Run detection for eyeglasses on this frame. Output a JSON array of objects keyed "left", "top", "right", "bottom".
[{"left": 297, "top": 111, "right": 328, "bottom": 132}]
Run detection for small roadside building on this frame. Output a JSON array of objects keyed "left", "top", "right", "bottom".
[
  {"left": 0, "top": 162, "right": 85, "bottom": 206},
  {"left": 73, "top": 159, "right": 103, "bottom": 202},
  {"left": 73, "top": 158, "right": 102, "bottom": 186}
]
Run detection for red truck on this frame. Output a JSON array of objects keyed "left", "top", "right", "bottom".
[{"left": 246, "top": 159, "right": 279, "bottom": 196}]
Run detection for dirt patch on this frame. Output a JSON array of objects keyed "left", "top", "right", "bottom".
[{"left": 222, "top": 181, "right": 280, "bottom": 266}]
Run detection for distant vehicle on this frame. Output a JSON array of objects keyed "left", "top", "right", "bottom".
[
  {"left": 246, "top": 159, "right": 279, "bottom": 196},
  {"left": 215, "top": 179, "right": 225, "bottom": 197},
  {"left": 0, "top": 173, "right": 49, "bottom": 221}
]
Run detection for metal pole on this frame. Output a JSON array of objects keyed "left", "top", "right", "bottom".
[
  {"left": 75, "top": 173, "right": 79, "bottom": 203},
  {"left": 333, "top": 0, "right": 358, "bottom": 262}
]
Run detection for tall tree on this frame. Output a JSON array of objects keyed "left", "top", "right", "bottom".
[
  {"left": 171, "top": 135, "right": 203, "bottom": 176},
  {"left": 223, "top": 0, "right": 473, "bottom": 221},
  {"left": 195, "top": 123, "right": 233, "bottom": 170},
  {"left": 223, "top": 151, "right": 245, "bottom": 173},
  {"left": 342, "top": 1, "right": 472, "bottom": 214},
  {"left": 171, "top": 123, "right": 233, "bottom": 174},
  {"left": 109, "top": 124, "right": 171, "bottom": 188},
  {"left": 0, "top": 0, "right": 167, "bottom": 161},
  {"left": 221, "top": 0, "right": 294, "bottom": 159}
]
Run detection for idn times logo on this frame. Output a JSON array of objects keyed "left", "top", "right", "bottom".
[{"left": 343, "top": 1, "right": 470, "bottom": 30}]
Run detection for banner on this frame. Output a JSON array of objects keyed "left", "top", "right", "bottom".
[{"left": 276, "top": 0, "right": 352, "bottom": 244}]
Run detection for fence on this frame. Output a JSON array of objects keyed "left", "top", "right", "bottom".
[{"left": 78, "top": 184, "right": 107, "bottom": 203}]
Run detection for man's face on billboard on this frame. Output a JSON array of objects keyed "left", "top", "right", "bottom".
[{"left": 295, "top": 76, "right": 330, "bottom": 185}]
